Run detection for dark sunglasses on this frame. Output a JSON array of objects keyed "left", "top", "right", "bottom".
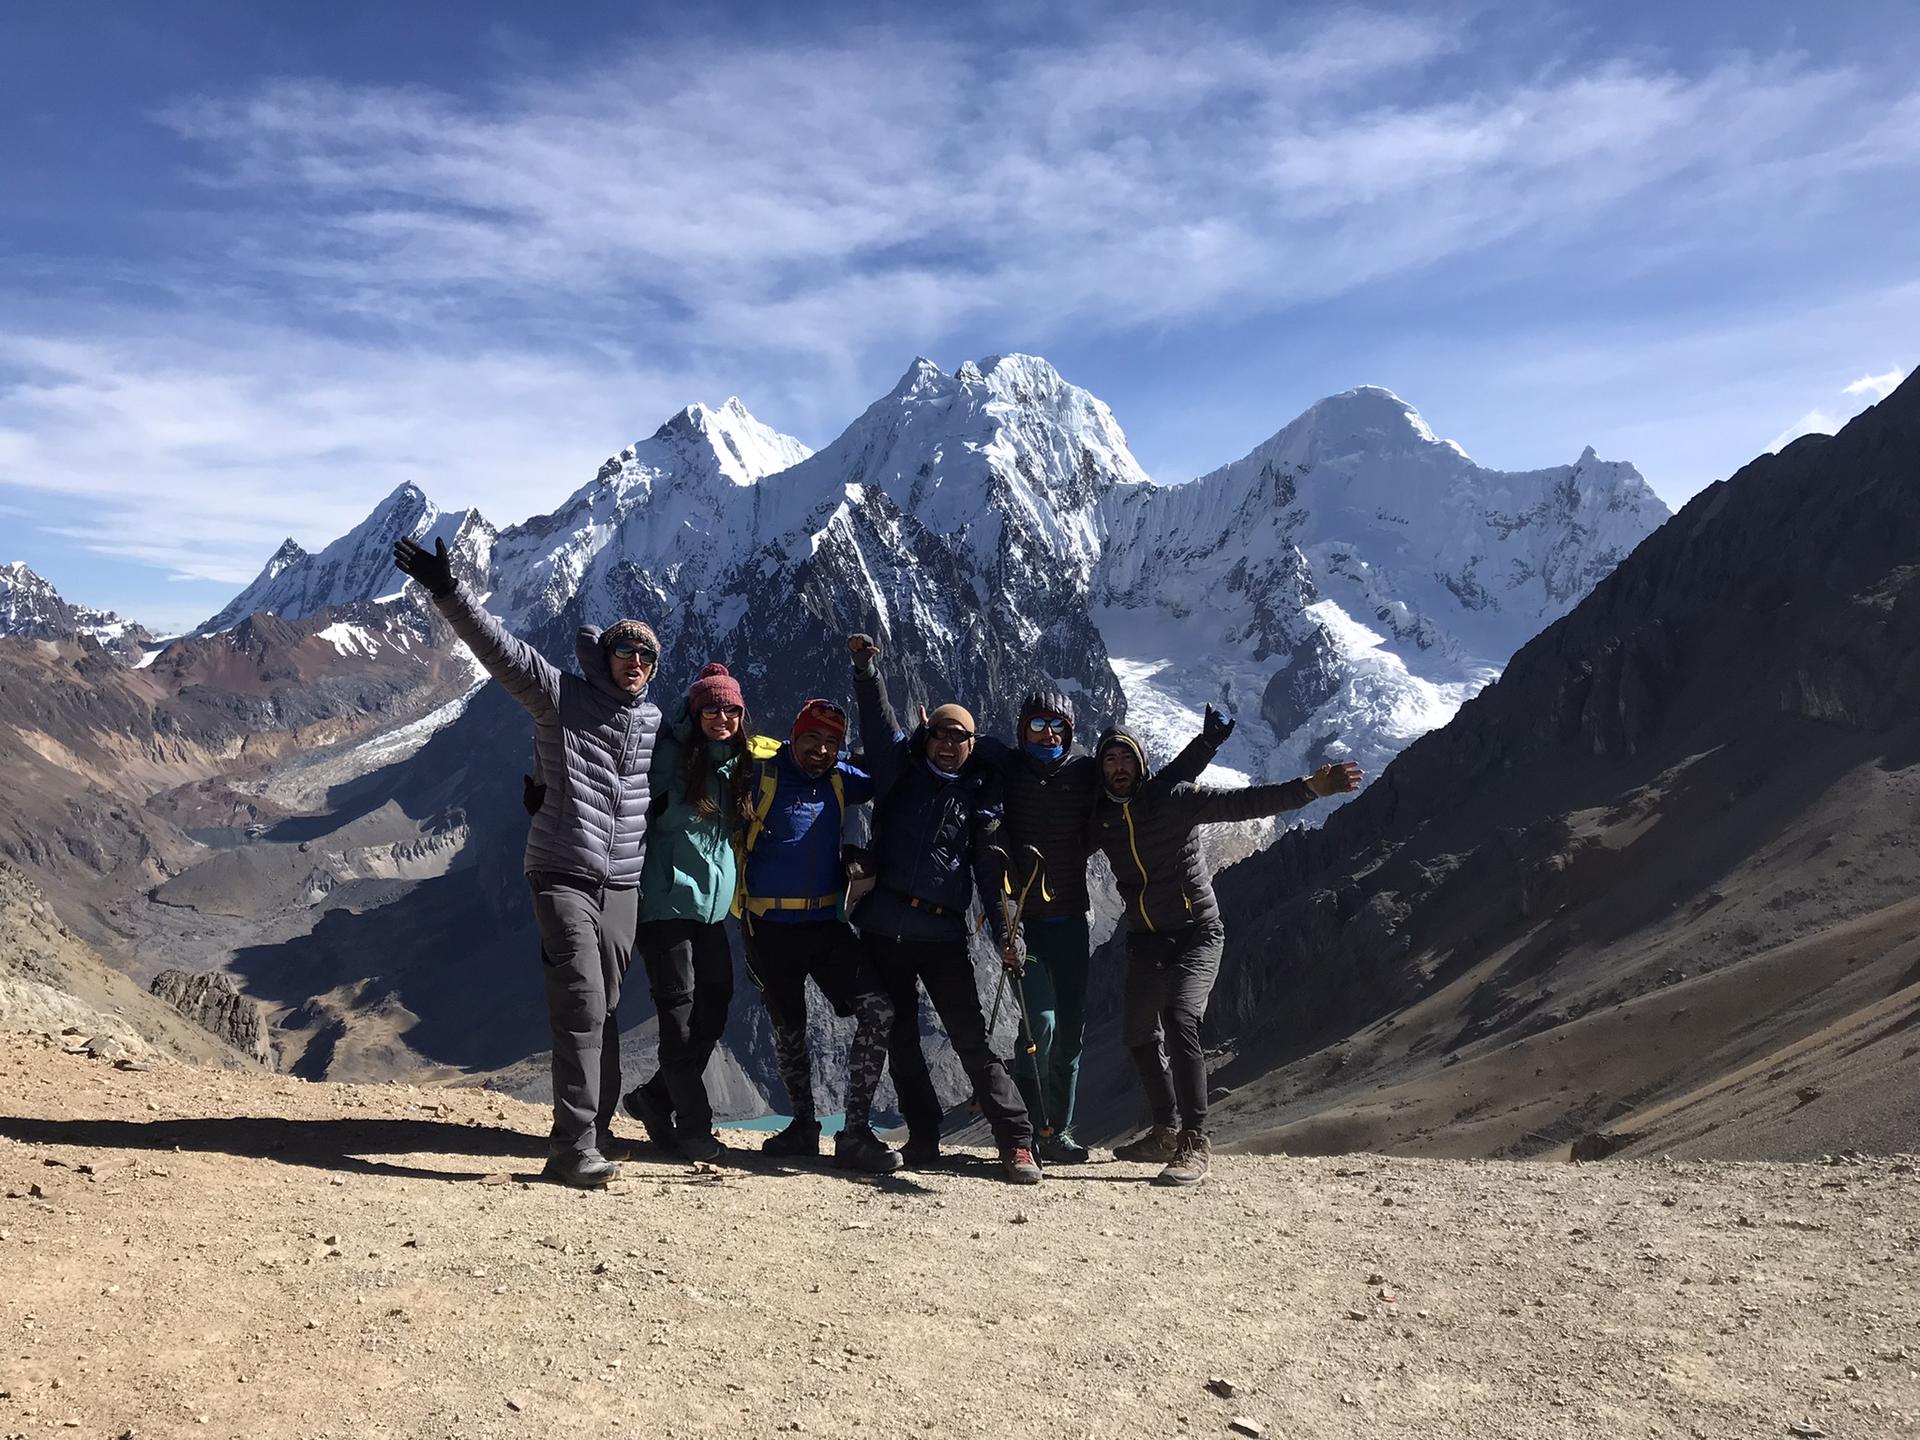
[
  {"left": 609, "top": 644, "right": 656, "bottom": 660},
  {"left": 1024, "top": 715, "right": 1068, "bottom": 734},
  {"left": 699, "top": 704, "right": 744, "bottom": 719},
  {"left": 929, "top": 724, "right": 975, "bottom": 743}
]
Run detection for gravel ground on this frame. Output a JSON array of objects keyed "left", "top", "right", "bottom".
[{"left": 2, "top": 1037, "right": 1917, "bottom": 1440}]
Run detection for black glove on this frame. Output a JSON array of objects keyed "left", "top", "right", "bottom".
[
  {"left": 521, "top": 775, "right": 546, "bottom": 817},
  {"left": 1202, "top": 703, "right": 1236, "bottom": 748},
  {"left": 393, "top": 536, "right": 456, "bottom": 598},
  {"left": 847, "top": 633, "right": 878, "bottom": 675}
]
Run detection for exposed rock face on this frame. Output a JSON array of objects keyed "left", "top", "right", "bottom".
[
  {"left": 150, "top": 970, "right": 275, "bottom": 1069},
  {"left": 1190, "top": 371, "right": 1920, "bottom": 1157},
  {"left": 0, "top": 863, "right": 257, "bottom": 1067}
]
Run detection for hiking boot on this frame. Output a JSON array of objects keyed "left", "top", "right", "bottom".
[
  {"left": 595, "top": 1127, "right": 631, "bottom": 1162},
  {"left": 900, "top": 1135, "right": 942, "bottom": 1169},
  {"left": 1000, "top": 1144, "right": 1043, "bottom": 1185},
  {"left": 834, "top": 1126, "right": 905, "bottom": 1175},
  {"left": 1038, "top": 1131, "right": 1091, "bottom": 1165},
  {"left": 1152, "top": 1130, "right": 1211, "bottom": 1187},
  {"left": 542, "top": 1149, "right": 621, "bottom": 1189},
  {"left": 621, "top": 1085, "right": 680, "bottom": 1154},
  {"left": 678, "top": 1128, "right": 726, "bottom": 1164},
  {"left": 761, "top": 1118, "right": 822, "bottom": 1158},
  {"left": 1112, "top": 1124, "right": 1181, "bottom": 1163}
]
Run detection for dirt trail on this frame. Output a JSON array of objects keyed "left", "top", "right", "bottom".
[{"left": 2, "top": 1038, "right": 1917, "bottom": 1440}]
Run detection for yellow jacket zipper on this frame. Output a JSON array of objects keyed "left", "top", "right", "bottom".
[{"left": 1121, "top": 801, "right": 1155, "bottom": 932}]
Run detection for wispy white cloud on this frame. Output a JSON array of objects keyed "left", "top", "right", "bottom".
[
  {"left": 0, "top": 328, "right": 715, "bottom": 584},
  {"left": 1770, "top": 366, "right": 1909, "bottom": 451},
  {"left": 1843, "top": 367, "right": 1909, "bottom": 400},
  {"left": 2, "top": 8, "right": 1916, "bottom": 591}
]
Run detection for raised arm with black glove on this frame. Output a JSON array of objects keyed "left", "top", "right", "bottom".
[{"left": 392, "top": 536, "right": 456, "bottom": 598}]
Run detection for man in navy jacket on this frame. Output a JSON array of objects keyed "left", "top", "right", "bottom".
[{"left": 847, "top": 634, "right": 1040, "bottom": 1185}]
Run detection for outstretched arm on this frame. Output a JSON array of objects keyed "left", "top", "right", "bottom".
[
  {"left": 849, "top": 634, "right": 908, "bottom": 796},
  {"left": 1161, "top": 758, "right": 1362, "bottom": 828},
  {"left": 399, "top": 534, "right": 560, "bottom": 718}
]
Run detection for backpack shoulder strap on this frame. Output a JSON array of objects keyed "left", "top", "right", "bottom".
[{"left": 744, "top": 761, "right": 779, "bottom": 854}]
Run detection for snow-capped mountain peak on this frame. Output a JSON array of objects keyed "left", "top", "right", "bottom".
[
  {"left": 198, "top": 484, "right": 496, "bottom": 634},
  {"left": 488, "top": 397, "right": 815, "bottom": 632},
  {"left": 1, "top": 560, "right": 154, "bottom": 657}
]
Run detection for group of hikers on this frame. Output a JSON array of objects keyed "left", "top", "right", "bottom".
[{"left": 393, "top": 537, "right": 1362, "bottom": 1191}]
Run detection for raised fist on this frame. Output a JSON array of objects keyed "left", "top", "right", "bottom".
[
  {"left": 847, "top": 633, "right": 880, "bottom": 674},
  {"left": 1202, "top": 703, "right": 1236, "bottom": 748}
]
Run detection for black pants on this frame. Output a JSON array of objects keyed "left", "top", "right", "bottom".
[
  {"left": 635, "top": 918, "right": 734, "bottom": 1139},
  {"left": 1121, "top": 922, "right": 1224, "bottom": 1133},
  {"left": 745, "top": 919, "right": 893, "bottom": 1132},
  {"left": 528, "top": 873, "right": 637, "bottom": 1159},
  {"left": 870, "top": 933, "right": 1032, "bottom": 1150}
]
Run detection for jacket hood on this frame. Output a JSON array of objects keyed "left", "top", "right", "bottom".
[
  {"left": 1018, "top": 685, "right": 1077, "bottom": 753},
  {"left": 577, "top": 624, "right": 647, "bottom": 703},
  {"left": 1093, "top": 725, "right": 1151, "bottom": 784}
]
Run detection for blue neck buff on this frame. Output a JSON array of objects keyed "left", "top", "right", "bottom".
[
  {"left": 1023, "top": 739, "right": 1066, "bottom": 763},
  {"left": 922, "top": 754, "right": 963, "bottom": 782}
]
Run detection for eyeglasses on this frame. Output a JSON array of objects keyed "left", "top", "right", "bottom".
[
  {"left": 609, "top": 644, "right": 656, "bottom": 661},
  {"left": 929, "top": 724, "right": 975, "bottom": 744},
  {"left": 1024, "top": 715, "right": 1068, "bottom": 735},
  {"left": 699, "top": 704, "right": 744, "bottom": 719}
]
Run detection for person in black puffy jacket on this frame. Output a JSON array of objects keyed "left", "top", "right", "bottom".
[
  {"left": 973, "top": 686, "right": 1227, "bottom": 1164},
  {"left": 1089, "top": 724, "right": 1361, "bottom": 1187},
  {"left": 846, "top": 634, "right": 1040, "bottom": 1185}
]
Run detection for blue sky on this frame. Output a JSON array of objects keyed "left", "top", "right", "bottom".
[{"left": 2, "top": 0, "right": 1915, "bottom": 633}]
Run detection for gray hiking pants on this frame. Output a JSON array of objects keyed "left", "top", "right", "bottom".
[
  {"left": 1121, "top": 922, "right": 1224, "bottom": 1133},
  {"left": 529, "top": 872, "right": 637, "bottom": 1158}
]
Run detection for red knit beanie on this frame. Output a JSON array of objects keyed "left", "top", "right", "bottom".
[
  {"left": 791, "top": 698, "right": 848, "bottom": 745},
  {"left": 686, "top": 662, "right": 743, "bottom": 712}
]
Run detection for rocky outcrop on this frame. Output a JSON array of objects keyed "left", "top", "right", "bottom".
[
  {"left": 0, "top": 863, "right": 257, "bottom": 1067},
  {"left": 149, "top": 970, "right": 276, "bottom": 1069}
]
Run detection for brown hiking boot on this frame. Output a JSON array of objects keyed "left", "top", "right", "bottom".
[
  {"left": 1112, "top": 1124, "right": 1181, "bottom": 1163},
  {"left": 1001, "top": 1144, "right": 1043, "bottom": 1185},
  {"left": 1153, "top": 1130, "right": 1211, "bottom": 1187}
]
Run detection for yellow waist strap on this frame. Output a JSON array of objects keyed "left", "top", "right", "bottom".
[{"left": 744, "top": 893, "right": 840, "bottom": 917}]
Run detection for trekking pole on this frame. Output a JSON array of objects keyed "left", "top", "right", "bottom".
[
  {"left": 986, "top": 846, "right": 1046, "bottom": 1036},
  {"left": 1010, "top": 965, "right": 1050, "bottom": 1141}
]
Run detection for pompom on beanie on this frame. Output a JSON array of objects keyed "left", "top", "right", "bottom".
[{"left": 686, "top": 661, "right": 743, "bottom": 712}]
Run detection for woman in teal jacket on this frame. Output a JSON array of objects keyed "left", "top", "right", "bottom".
[{"left": 622, "top": 662, "right": 750, "bottom": 1161}]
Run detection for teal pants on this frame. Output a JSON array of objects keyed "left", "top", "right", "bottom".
[{"left": 1009, "top": 914, "right": 1091, "bottom": 1139}]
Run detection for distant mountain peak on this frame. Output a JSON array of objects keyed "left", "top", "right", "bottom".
[
  {"left": 0, "top": 559, "right": 153, "bottom": 656},
  {"left": 198, "top": 485, "right": 495, "bottom": 634}
]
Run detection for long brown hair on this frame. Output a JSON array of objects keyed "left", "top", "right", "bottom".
[{"left": 684, "top": 709, "right": 755, "bottom": 825}]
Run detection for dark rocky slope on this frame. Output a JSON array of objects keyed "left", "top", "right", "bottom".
[{"left": 1183, "top": 369, "right": 1920, "bottom": 1158}]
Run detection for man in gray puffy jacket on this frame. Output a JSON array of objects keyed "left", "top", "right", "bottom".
[
  {"left": 1089, "top": 724, "right": 1361, "bottom": 1187},
  {"left": 395, "top": 537, "right": 662, "bottom": 1189}
]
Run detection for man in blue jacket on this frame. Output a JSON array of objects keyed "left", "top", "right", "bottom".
[
  {"left": 739, "top": 699, "right": 902, "bottom": 1174},
  {"left": 846, "top": 634, "right": 1039, "bottom": 1185}
]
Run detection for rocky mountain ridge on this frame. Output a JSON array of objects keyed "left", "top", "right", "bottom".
[
  {"left": 0, "top": 560, "right": 156, "bottom": 662},
  {"left": 1182, "top": 367, "right": 1920, "bottom": 1160}
]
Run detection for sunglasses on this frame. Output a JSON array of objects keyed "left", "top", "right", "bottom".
[
  {"left": 609, "top": 644, "right": 656, "bottom": 661},
  {"left": 929, "top": 724, "right": 975, "bottom": 744},
  {"left": 699, "top": 704, "right": 744, "bottom": 719},
  {"left": 1024, "top": 715, "right": 1068, "bottom": 734}
]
